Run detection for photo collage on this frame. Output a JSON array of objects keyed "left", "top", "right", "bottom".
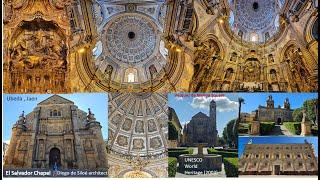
[{"left": 2, "top": 0, "right": 318, "bottom": 179}]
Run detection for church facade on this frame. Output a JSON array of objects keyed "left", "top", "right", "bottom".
[
  {"left": 182, "top": 100, "right": 217, "bottom": 147},
  {"left": 239, "top": 141, "right": 318, "bottom": 175},
  {"left": 3, "top": 95, "right": 107, "bottom": 170},
  {"left": 241, "top": 95, "right": 293, "bottom": 124}
]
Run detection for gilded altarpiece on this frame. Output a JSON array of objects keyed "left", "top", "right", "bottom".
[{"left": 3, "top": 0, "right": 72, "bottom": 93}]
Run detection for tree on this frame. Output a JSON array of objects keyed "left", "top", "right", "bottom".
[
  {"left": 293, "top": 99, "right": 318, "bottom": 125},
  {"left": 223, "top": 119, "right": 237, "bottom": 148},
  {"left": 168, "top": 121, "right": 179, "bottom": 140},
  {"left": 303, "top": 99, "right": 317, "bottom": 125},
  {"left": 217, "top": 137, "right": 226, "bottom": 147},
  {"left": 292, "top": 107, "right": 303, "bottom": 122}
]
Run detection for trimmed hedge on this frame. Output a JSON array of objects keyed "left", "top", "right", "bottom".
[
  {"left": 224, "top": 158, "right": 238, "bottom": 177},
  {"left": 168, "top": 157, "right": 177, "bottom": 177},
  {"left": 207, "top": 148, "right": 238, "bottom": 158},
  {"left": 239, "top": 123, "right": 251, "bottom": 134},
  {"left": 260, "top": 122, "right": 275, "bottom": 135},
  {"left": 214, "top": 148, "right": 238, "bottom": 152},
  {"left": 284, "top": 122, "right": 301, "bottom": 135},
  {"left": 168, "top": 148, "right": 193, "bottom": 158},
  {"left": 311, "top": 126, "right": 318, "bottom": 136}
]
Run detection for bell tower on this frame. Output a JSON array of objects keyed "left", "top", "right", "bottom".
[
  {"left": 266, "top": 95, "right": 274, "bottom": 108},
  {"left": 284, "top": 98, "right": 290, "bottom": 109},
  {"left": 209, "top": 99, "right": 217, "bottom": 146}
]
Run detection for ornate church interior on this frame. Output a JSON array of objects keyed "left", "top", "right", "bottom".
[
  {"left": 107, "top": 93, "right": 168, "bottom": 177},
  {"left": 3, "top": 0, "right": 318, "bottom": 93}
]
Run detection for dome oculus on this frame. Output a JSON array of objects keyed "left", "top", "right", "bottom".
[{"left": 106, "top": 15, "right": 157, "bottom": 64}]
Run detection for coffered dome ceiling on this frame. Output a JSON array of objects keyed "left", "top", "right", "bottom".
[
  {"left": 229, "top": 0, "right": 283, "bottom": 43},
  {"left": 108, "top": 93, "right": 168, "bottom": 156},
  {"left": 235, "top": 0, "right": 276, "bottom": 31},
  {"left": 105, "top": 14, "right": 157, "bottom": 64},
  {"left": 99, "top": 9, "right": 167, "bottom": 83},
  {"left": 80, "top": 0, "right": 183, "bottom": 92}
]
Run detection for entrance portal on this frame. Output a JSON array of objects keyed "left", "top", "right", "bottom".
[
  {"left": 49, "top": 148, "right": 61, "bottom": 169},
  {"left": 273, "top": 165, "right": 281, "bottom": 175},
  {"left": 277, "top": 118, "right": 282, "bottom": 125}
]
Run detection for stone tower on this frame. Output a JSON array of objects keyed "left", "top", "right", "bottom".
[
  {"left": 266, "top": 95, "right": 274, "bottom": 108},
  {"left": 209, "top": 100, "right": 217, "bottom": 147},
  {"left": 284, "top": 98, "right": 290, "bottom": 109}
]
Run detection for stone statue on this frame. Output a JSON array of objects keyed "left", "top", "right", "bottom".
[
  {"left": 301, "top": 109, "right": 311, "bottom": 136},
  {"left": 230, "top": 52, "right": 237, "bottom": 62},
  {"left": 87, "top": 108, "right": 95, "bottom": 121},
  {"left": 301, "top": 109, "right": 307, "bottom": 123},
  {"left": 268, "top": 54, "right": 274, "bottom": 63},
  {"left": 20, "top": 111, "right": 25, "bottom": 118},
  {"left": 270, "top": 70, "right": 277, "bottom": 81},
  {"left": 17, "top": 111, "right": 26, "bottom": 124}
]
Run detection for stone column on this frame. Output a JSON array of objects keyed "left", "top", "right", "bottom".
[
  {"left": 250, "top": 121, "right": 260, "bottom": 135},
  {"left": 300, "top": 121, "right": 312, "bottom": 136},
  {"left": 197, "top": 144, "right": 204, "bottom": 155}
]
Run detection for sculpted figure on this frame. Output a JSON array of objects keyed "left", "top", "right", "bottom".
[{"left": 301, "top": 109, "right": 307, "bottom": 123}]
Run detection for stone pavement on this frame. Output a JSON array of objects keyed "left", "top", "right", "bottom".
[{"left": 269, "top": 125, "right": 293, "bottom": 136}]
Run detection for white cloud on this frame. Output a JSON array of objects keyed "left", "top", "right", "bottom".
[
  {"left": 190, "top": 96, "right": 238, "bottom": 112},
  {"left": 175, "top": 96, "right": 184, "bottom": 101}
]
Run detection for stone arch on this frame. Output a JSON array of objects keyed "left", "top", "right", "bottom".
[
  {"left": 45, "top": 145, "right": 65, "bottom": 168},
  {"left": 311, "top": 18, "right": 318, "bottom": 41},
  {"left": 269, "top": 69, "right": 277, "bottom": 82},
  {"left": 198, "top": 34, "right": 225, "bottom": 59},
  {"left": 49, "top": 148, "right": 61, "bottom": 169},
  {"left": 149, "top": 64, "right": 158, "bottom": 78},
  {"left": 224, "top": 67, "right": 234, "bottom": 80},
  {"left": 92, "top": 41, "right": 103, "bottom": 59},
  {"left": 124, "top": 68, "right": 138, "bottom": 83},
  {"left": 282, "top": 43, "right": 310, "bottom": 74},
  {"left": 279, "top": 41, "right": 302, "bottom": 63},
  {"left": 304, "top": 15, "right": 318, "bottom": 42}
]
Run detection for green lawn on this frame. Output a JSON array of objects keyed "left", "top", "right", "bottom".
[{"left": 283, "top": 122, "right": 301, "bottom": 135}]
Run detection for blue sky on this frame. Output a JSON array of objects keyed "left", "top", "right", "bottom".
[
  {"left": 3, "top": 93, "right": 108, "bottom": 143},
  {"left": 168, "top": 93, "right": 317, "bottom": 137},
  {"left": 238, "top": 136, "right": 318, "bottom": 158},
  {"left": 239, "top": 93, "right": 317, "bottom": 113}
]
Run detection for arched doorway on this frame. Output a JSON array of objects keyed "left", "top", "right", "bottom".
[
  {"left": 273, "top": 164, "right": 281, "bottom": 175},
  {"left": 49, "top": 148, "right": 61, "bottom": 169},
  {"left": 277, "top": 118, "right": 282, "bottom": 125}
]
